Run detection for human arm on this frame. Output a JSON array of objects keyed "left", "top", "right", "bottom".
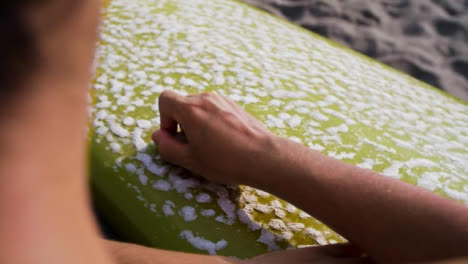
[
  {"left": 0, "top": 78, "right": 112, "bottom": 264},
  {"left": 104, "top": 239, "right": 368, "bottom": 264},
  {"left": 0, "top": 1, "right": 112, "bottom": 263},
  {"left": 257, "top": 137, "right": 468, "bottom": 263},
  {"left": 153, "top": 90, "right": 468, "bottom": 263},
  {"left": 105, "top": 238, "right": 468, "bottom": 264},
  {"left": 104, "top": 239, "right": 237, "bottom": 264}
]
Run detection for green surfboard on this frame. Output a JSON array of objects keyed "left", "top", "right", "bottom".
[{"left": 90, "top": 0, "right": 468, "bottom": 258}]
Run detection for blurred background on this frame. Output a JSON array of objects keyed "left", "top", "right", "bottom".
[{"left": 243, "top": 0, "right": 468, "bottom": 101}]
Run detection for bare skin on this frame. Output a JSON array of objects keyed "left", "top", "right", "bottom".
[
  {"left": 0, "top": 1, "right": 112, "bottom": 264},
  {"left": 0, "top": 0, "right": 467, "bottom": 264},
  {"left": 152, "top": 90, "right": 468, "bottom": 263},
  {"left": 105, "top": 239, "right": 370, "bottom": 264}
]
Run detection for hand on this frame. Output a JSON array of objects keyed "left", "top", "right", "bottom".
[{"left": 152, "top": 90, "right": 277, "bottom": 185}]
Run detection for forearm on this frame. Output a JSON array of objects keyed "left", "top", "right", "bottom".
[
  {"left": 251, "top": 137, "right": 468, "bottom": 263},
  {"left": 104, "top": 240, "right": 240, "bottom": 264}
]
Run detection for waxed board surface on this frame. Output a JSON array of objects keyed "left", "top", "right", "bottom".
[{"left": 89, "top": 0, "right": 468, "bottom": 258}]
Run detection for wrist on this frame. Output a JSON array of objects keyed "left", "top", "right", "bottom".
[
  {"left": 242, "top": 136, "right": 307, "bottom": 190},
  {"left": 244, "top": 135, "right": 331, "bottom": 204}
]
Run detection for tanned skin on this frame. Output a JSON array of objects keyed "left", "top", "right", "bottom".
[{"left": 0, "top": 1, "right": 467, "bottom": 264}]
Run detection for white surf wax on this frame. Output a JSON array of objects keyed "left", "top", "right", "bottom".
[
  {"left": 180, "top": 230, "right": 228, "bottom": 255},
  {"left": 196, "top": 193, "right": 212, "bottom": 203},
  {"left": 90, "top": 0, "right": 468, "bottom": 256},
  {"left": 180, "top": 206, "right": 197, "bottom": 222},
  {"left": 152, "top": 179, "right": 172, "bottom": 191},
  {"left": 163, "top": 201, "right": 175, "bottom": 216},
  {"left": 201, "top": 209, "right": 216, "bottom": 217}
]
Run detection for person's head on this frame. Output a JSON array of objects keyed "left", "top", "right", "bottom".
[{"left": 0, "top": 0, "right": 102, "bottom": 97}]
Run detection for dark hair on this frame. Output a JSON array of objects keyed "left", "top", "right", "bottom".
[{"left": 0, "top": 1, "right": 38, "bottom": 93}]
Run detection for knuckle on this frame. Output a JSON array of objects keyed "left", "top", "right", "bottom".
[
  {"left": 179, "top": 101, "right": 204, "bottom": 121},
  {"left": 159, "top": 91, "right": 174, "bottom": 107},
  {"left": 222, "top": 95, "right": 232, "bottom": 102},
  {"left": 160, "top": 90, "right": 183, "bottom": 104},
  {"left": 183, "top": 92, "right": 224, "bottom": 117},
  {"left": 161, "top": 90, "right": 190, "bottom": 113},
  {"left": 199, "top": 92, "right": 215, "bottom": 102},
  {"left": 220, "top": 109, "right": 236, "bottom": 119},
  {"left": 160, "top": 90, "right": 174, "bottom": 100},
  {"left": 198, "top": 92, "right": 221, "bottom": 107}
]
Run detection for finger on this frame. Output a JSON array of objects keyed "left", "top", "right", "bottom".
[
  {"left": 152, "top": 129, "right": 191, "bottom": 168},
  {"left": 158, "top": 90, "right": 186, "bottom": 133}
]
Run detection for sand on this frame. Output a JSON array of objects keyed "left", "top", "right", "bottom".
[{"left": 243, "top": 0, "right": 468, "bottom": 101}]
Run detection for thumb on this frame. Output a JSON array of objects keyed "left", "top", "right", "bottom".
[{"left": 152, "top": 129, "right": 191, "bottom": 168}]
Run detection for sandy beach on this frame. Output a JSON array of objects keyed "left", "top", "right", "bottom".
[{"left": 244, "top": 0, "right": 468, "bottom": 101}]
